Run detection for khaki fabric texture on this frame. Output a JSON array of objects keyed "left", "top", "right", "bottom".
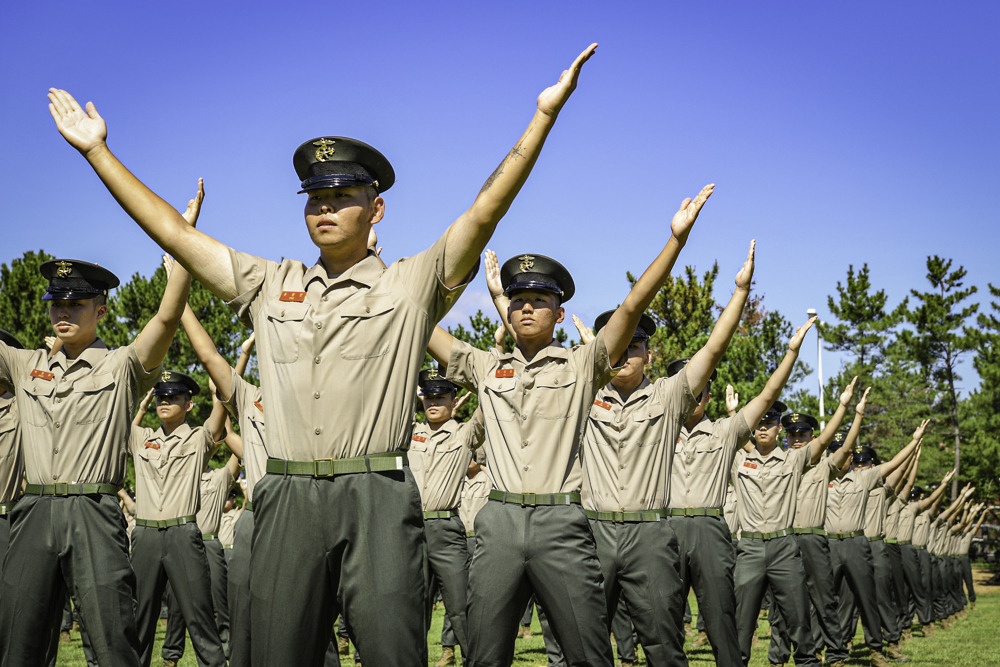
[
  {"left": 792, "top": 456, "right": 840, "bottom": 529},
  {"left": 130, "top": 423, "right": 214, "bottom": 520},
  {"left": 825, "top": 467, "right": 883, "bottom": 534},
  {"left": 459, "top": 469, "right": 491, "bottom": 531},
  {"left": 0, "top": 340, "right": 159, "bottom": 485},
  {"left": 0, "top": 395, "right": 23, "bottom": 503},
  {"left": 582, "top": 370, "right": 697, "bottom": 512},
  {"left": 732, "top": 445, "right": 811, "bottom": 533},
  {"left": 864, "top": 483, "right": 894, "bottom": 539},
  {"left": 409, "top": 415, "right": 484, "bottom": 512},
  {"left": 197, "top": 465, "right": 235, "bottom": 535},
  {"left": 724, "top": 484, "right": 740, "bottom": 535},
  {"left": 671, "top": 411, "right": 752, "bottom": 510},
  {"left": 226, "top": 235, "right": 469, "bottom": 462},
  {"left": 884, "top": 496, "right": 906, "bottom": 541},
  {"left": 447, "top": 330, "right": 614, "bottom": 494},
  {"left": 222, "top": 371, "right": 267, "bottom": 500},
  {"left": 219, "top": 507, "right": 241, "bottom": 547},
  {"left": 911, "top": 510, "right": 931, "bottom": 547}
]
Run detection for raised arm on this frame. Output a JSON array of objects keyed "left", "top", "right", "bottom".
[
  {"left": 441, "top": 44, "right": 598, "bottom": 287},
  {"left": 133, "top": 389, "right": 154, "bottom": 427},
  {"left": 685, "top": 240, "right": 754, "bottom": 395},
  {"left": 809, "top": 378, "right": 858, "bottom": 463},
  {"left": 572, "top": 315, "right": 596, "bottom": 345},
  {"left": 918, "top": 469, "right": 956, "bottom": 512},
  {"left": 725, "top": 385, "right": 740, "bottom": 418},
  {"left": 204, "top": 380, "right": 230, "bottom": 446},
  {"left": 739, "top": 317, "right": 815, "bottom": 428},
  {"left": 829, "top": 386, "right": 869, "bottom": 469},
  {"left": 49, "top": 90, "right": 237, "bottom": 300},
  {"left": 428, "top": 326, "right": 457, "bottom": 368},
  {"left": 180, "top": 299, "right": 238, "bottom": 402},
  {"left": 888, "top": 438, "right": 919, "bottom": 491},
  {"left": 877, "top": 419, "right": 928, "bottom": 480},
  {"left": 898, "top": 445, "right": 921, "bottom": 501},
  {"left": 602, "top": 184, "right": 715, "bottom": 363},
  {"left": 234, "top": 333, "right": 255, "bottom": 378},
  {"left": 485, "top": 249, "right": 516, "bottom": 340}
]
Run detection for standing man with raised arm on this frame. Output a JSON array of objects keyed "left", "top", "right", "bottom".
[
  {"left": 0, "top": 244, "right": 193, "bottom": 665},
  {"left": 0, "top": 330, "right": 24, "bottom": 578},
  {"left": 905, "top": 469, "right": 955, "bottom": 636},
  {"left": 430, "top": 183, "right": 714, "bottom": 666},
  {"left": 50, "top": 43, "right": 597, "bottom": 666}
]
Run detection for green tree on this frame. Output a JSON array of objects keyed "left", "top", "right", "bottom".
[
  {"left": 0, "top": 250, "right": 56, "bottom": 348},
  {"left": 640, "top": 263, "right": 719, "bottom": 379},
  {"left": 960, "top": 283, "right": 1000, "bottom": 500},
  {"left": 901, "top": 255, "right": 978, "bottom": 499}
]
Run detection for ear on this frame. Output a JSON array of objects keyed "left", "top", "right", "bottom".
[
  {"left": 96, "top": 304, "right": 108, "bottom": 322},
  {"left": 369, "top": 196, "right": 385, "bottom": 225},
  {"left": 185, "top": 400, "right": 195, "bottom": 413},
  {"left": 645, "top": 348, "right": 653, "bottom": 365},
  {"left": 555, "top": 306, "right": 566, "bottom": 324}
]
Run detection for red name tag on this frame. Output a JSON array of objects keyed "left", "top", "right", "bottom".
[
  {"left": 743, "top": 461, "right": 758, "bottom": 469},
  {"left": 279, "top": 291, "right": 306, "bottom": 303},
  {"left": 254, "top": 400, "right": 264, "bottom": 413},
  {"left": 593, "top": 400, "right": 611, "bottom": 410},
  {"left": 144, "top": 442, "right": 160, "bottom": 450},
  {"left": 495, "top": 369, "right": 514, "bottom": 378},
  {"left": 412, "top": 435, "right": 427, "bottom": 443},
  {"left": 30, "top": 369, "right": 54, "bottom": 381},
  {"left": 829, "top": 483, "right": 834, "bottom": 488}
]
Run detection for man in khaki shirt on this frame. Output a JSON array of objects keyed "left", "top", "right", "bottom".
[
  {"left": 903, "top": 472, "right": 952, "bottom": 636},
  {"left": 434, "top": 184, "right": 715, "bottom": 665},
  {"left": 129, "top": 369, "right": 228, "bottom": 667},
  {"left": 0, "top": 330, "right": 24, "bottom": 583},
  {"left": 51, "top": 43, "right": 597, "bottom": 666},
  {"left": 409, "top": 368, "right": 484, "bottom": 663},
  {"left": 0, "top": 254, "right": 190, "bottom": 666}
]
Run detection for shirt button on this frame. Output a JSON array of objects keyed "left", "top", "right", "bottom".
[
  {"left": 620, "top": 485, "right": 625, "bottom": 490},
  {"left": 323, "top": 295, "right": 329, "bottom": 302},
  {"left": 280, "top": 310, "right": 286, "bottom": 317},
  {"left": 314, "top": 356, "right": 321, "bottom": 364},
  {"left": 52, "top": 475, "right": 58, "bottom": 480},
  {"left": 315, "top": 322, "right": 323, "bottom": 329},
  {"left": 54, "top": 422, "right": 61, "bottom": 428},
  {"left": 522, "top": 440, "right": 528, "bottom": 447},
  {"left": 53, "top": 448, "right": 59, "bottom": 454},
  {"left": 523, "top": 466, "right": 528, "bottom": 471},
  {"left": 365, "top": 306, "right": 371, "bottom": 313},
  {"left": 55, "top": 398, "right": 61, "bottom": 404},
  {"left": 314, "top": 392, "right": 321, "bottom": 399},
  {"left": 619, "top": 464, "right": 625, "bottom": 470},
  {"left": 619, "top": 444, "right": 625, "bottom": 449},
  {"left": 521, "top": 415, "right": 526, "bottom": 421},
  {"left": 314, "top": 428, "right": 322, "bottom": 435}
]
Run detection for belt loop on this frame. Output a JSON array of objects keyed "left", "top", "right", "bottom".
[
  {"left": 282, "top": 460, "right": 289, "bottom": 475},
  {"left": 365, "top": 455, "right": 372, "bottom": 473}
]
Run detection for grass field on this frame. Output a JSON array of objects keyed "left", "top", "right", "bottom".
[{"left": 55, "top": 566, "right": 1000, "bottom": 666}]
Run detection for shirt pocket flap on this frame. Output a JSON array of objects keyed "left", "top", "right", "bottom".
[
  {"left": 534, "top": 373, "right": 576, "bottom": 390},
  {"left": 73, "top": 373, "right": 115, "bottom": 394},
  {"left": 22, "top": 378, "right": 56, "bottom": 398},
  {"left": 339, "top": 294, "right": 395, "bottom": 320},
  {"left": 267, "top": 301, "right": 311, "bottom": 322}
]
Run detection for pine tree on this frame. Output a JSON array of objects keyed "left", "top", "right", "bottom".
[
  {"left": 0, "top": 250, "right": 56, "bottom": 348},
  {"left": 960, "top": 283, "right": 1000, "bottom": 499}
]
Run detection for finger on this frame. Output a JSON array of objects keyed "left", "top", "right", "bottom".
[
  {"left": 746, "top": 239, "right": 756, "bottom": 263},
  {"left": 570, "top": 43, "right": 598, "bottom": 72},
  {"left": 676, "top": 197, "right": 693, "bottom": 213},
  {"left": 85, "top": 100, "right": 102, "bottom": 121},
  {"left": 693, "top": 184, "right": 716, "bottom": 207},
  {"left": 47, "top": 88, "right": 78, "bottom": 117}
]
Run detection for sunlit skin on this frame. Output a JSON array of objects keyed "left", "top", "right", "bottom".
[
  {"left": 786, "top": 429, "right": 814, "bottom": 449},
  {"left": 753, "top": 418, "right": 782, "bottom": 456},
  {"left": 303, "top": 186, "right": 384, "bottom": 274},
  {"left": 155, "top": 392, "right": 193, "bottom": 435},
  {"left": 609, "top": 341, "right": 652, "bottom": 398},
  {"left": 684, "top": 389, "right": 712, "bottom": 430},
  {"left": 49, "top": 298, "right": 106, "bottom": 359},
  {"left": 420, "top": 392, "right": 458, "bottom": 430},
  {"left": 506, "top": 290, "right": 564, "bottom": 360},
  {"left": 467, "top": 460, "right": 482, "bottom": 479}
]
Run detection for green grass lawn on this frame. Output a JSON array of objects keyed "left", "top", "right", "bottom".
[{"left": 55, "top": 567, "right": 1000, "bottom": 666}]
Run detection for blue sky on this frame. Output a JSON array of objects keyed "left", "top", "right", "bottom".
[{"left": 2, "top": 1, "right": 997, "bottom": 395}]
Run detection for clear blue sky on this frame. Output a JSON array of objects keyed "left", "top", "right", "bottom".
[{"left": 3, "top": 1, "right": 997, "bottom": 395}]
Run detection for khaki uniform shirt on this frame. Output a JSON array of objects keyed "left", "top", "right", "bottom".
[
  {"left": 863, "top": 483, "right": 893, "bottom": 539},
  {"left": 409, "top": 415, "right": 485, "bottom": 512},
  {"left": 884, "top": 496, "right": 906, "bottom": 541},
  {"left": 723, "top": 484, "right": 740, "bottom": 535},
  {"left": 792, "top": 456, "right": 840, "bottom": 530},
  {"left": 0, "top": 340, "right": 159, "bottom": 485},
  {"left": 898, "top": 501, "right": 918, "bottom": 542},
  {"left": 221, "top": 371, "right": 267, "bottom": 501},
  {"left": 825, "top": 467, "right": 884, "bottom": 534},
  {"left": 459, "top": 469, "right": 492, "bottom": 533},
  {"left": 197, "top": 465, "right": 235, "bottom": 535},
  {"left": 958, "top": 527, "right": 975, "bottom": 555},
  {"left": 583, "top": 371, "right": 697, "bottom": 513},
  {"left": 669, "top": 406, "right": 751, "bottom": 511},
  {"left": 447, "top": 331, "right": 615, "bottom": 494},
  {"left": 0, "top": 394, "right": 23, "bottom": 503},
  {"left": 732, "top": 445, "right": 812, "bottom": 533},
  {"left": 912, "top": 510, "right": 932, "bottom": 547},
  {"left": 129, "top": 423, "right": 215, "bottom": 520},
  {"left": 226, "top": 236, "right": 469, "bottom": 462},
  {"left": 928, "top": 516, "right": 949, "bottom": 555},
  {"left": 219, "top": 507, "right": 242, "bottom": 548}
]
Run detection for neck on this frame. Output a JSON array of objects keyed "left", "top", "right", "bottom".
[
  {"left": 60, "top": 335, "right": 97, "bottom": 360},
  {"left": 427, "top": 418, "right": 448, "bottom": 432},
  {"left": 160, "top": 418, "right": 186, "bottom": 436},
  {"left": 684, "top": 412, "right": 703, "bottom": 430},
  {"left": 755, "top": 441, "right": 777, "bottom": 456},
  {"left": 516, "top": 335, "right": 555, "bottom": 362},
  {"left": 610, "top": 373, "right": 644, "bottom": 400},
  {"left": 319, "top": 244, "right": 369, "bottom": 275}
]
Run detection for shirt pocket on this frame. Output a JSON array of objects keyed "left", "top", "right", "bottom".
[
  {"left": 632, "top": 400, "right": 665, "bottom": 447},
  {"left": 72, "top": 373, "right": 116, "bottom": 425},
  {"left": 482, "top": 375, "right": 517, "bottom": 422},
  {"left": 339, "top": 294, "right": 395, "bottom": 360},
  {"left": 532, "top": 372, "right": 576, "bottom": 420},
  {"left": 264, "top": 301, "right": 311, "bottom": 363},
  {"left": 20, "top": 378, "right": 56, "bottom": 427},
  {"left": 0, "top": 419, "right": 16, "bottom": 460}
]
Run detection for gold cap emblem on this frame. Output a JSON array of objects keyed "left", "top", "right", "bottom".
[
  {"left": 161, "top": 371, "right": 172, "bottom": 382},
  {"left": 518, "top": 254, "right": 535, "bottom": 273},
  {"left": 428, "top": 369, "right": 439, "bottom": 380},
  {"left": 56, "top": 261, "right": 73, "bottom": 278},
  {"left": 313, "top": 138, "right": 337, "bottom": 162},
  {"left": 791, "top": 413, "right": 800, "bottom": 422}
]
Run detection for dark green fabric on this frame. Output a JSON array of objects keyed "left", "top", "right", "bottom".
[
  {"left": 162, "top": 539, "right": 231, "bottom": 661},
  {"left": 23, "top": 483, "right": 118, "bottom": 496},
  {"left": 826, "top": 535, "right": 883, "bottom": 662},
  {"left": 424, "top": 515, "right": 471, "bottom": 657},
  {"left": 227, "top": 510, "right": 253, "bottom": 667},
  {"left": 134, "top": 515, "right": 197, "bottom": 529},
  {"left": 487, "top": 490, "right": 581, "bottom": 506},
  {"left": 264, "top": 452, "right": 406, "bottom": 477}
]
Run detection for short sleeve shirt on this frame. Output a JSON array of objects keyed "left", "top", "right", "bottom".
[
  {"left": 884, "top": 496, "right": 906, "bottom": 541},
  {"left": 912, "top": 511, "right": 932, "bottom": 547},
  {"left": 671, "top": 411, "right": 752, "bottom": 510},
  {"left": 0, "top": 394, "right": 23, "bottom": 503},
  {"left": 897, "top": 501, "right": 919, "bottom": 542},
  {"left": 219, "top": 507, "right": 242, "bottom": 547},
  {"left": 732, "top": 445, "right": 812, "bottom": 533},
  {"left": 129, "top": 422, "right": 215, "bottom": 520},
  {"left": 197, "top": 465, "right": 235, "bottom": 535},
  {"left": 863, "top": 483, "right": 894, "bottom": 539},
  {"left": 459, "top": 469, "right": 492, "bottom": 532},
  {"left": 408, "top": 415, "right": 485, "bottom": 512},
  {"left": 226, "top": 234, "right": 471, "bottom": 461},
  {"left": 583, "top": 371, "right": 697, "bottom": 513},
  {"left": 792, "top": 456, "right": 840, "bottom": 529},
  {"left": 825, "top": 467, "right": 883, "bottom": 534},
  {"left": 0, "top": 339, "right": 160, "bottom": 485},
  {"left": 447, "top": 331, "right": 615, "bottom": 494},
  {"left": 723, "top": 484, "right": 740, "bottom": 535},
  {"left": 221, "top": 371, "right": 267, "bottom": 501}
]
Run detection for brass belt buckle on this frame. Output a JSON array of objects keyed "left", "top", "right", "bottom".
[
  {"left": 156, "top": 519, "right": 168, "bottom": 529},
  {"left": 313, "top": 458, "right": 336, "bottom": 478},
  {"left": 521, "top": 493, "right": 536, "bottom": 507},
  {"left": 53, "top": 483, "right": 69, "bottom": 497},
  {"left": 683, "top": 507, "right": 696, "bottom": 517}
]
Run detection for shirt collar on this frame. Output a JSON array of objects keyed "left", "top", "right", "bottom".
[
  {"left": 506, "top": 339, "right": 569, "bottom": 367},
  {"left": 304, "top": 251, "right": 385, "bottom": 289},
  {"left": 154, "top": 421, "right": 194, "bottom": 442},
  {"left": 49, "top": 338, "right": 109, "bottom": 371},
  {"left": 598, "top": 376, "right": 653, "bottom": 406},
  {"left": 748, "top": 445, "right": 788, "bottom": 463}
]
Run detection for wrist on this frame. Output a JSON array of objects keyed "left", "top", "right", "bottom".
[{"left": 83, "top": 140, "right": 111, "bottom": 162}]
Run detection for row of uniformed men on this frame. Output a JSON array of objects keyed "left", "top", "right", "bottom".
[{"left": 1, "top": 42, "right": 987, "bottom": 667}]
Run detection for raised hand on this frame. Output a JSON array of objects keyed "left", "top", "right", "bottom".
[
  {"left": 367, "top": 228, "right": 382, "bottom": 257},
  {"left": 670, "top": 184, "right": 715, "bottom": 243},
  {"left": 856, "top": 386, "right": 872, "bottom": 414},
  {"left": 735, "top": 240, "right": 756, "bottom": 290},
  {"left": 162, "top": 254, "right": 175, "bottom": 278},
  {"left": 241, "top": 333, "right": 256, "bottom": 356},
  {"left": 725, "top": 384, "right": 739, "bottom": 416},
  {"left": 571, "top": 314, "right": 595, "bottom": 344},
  {"left": 788, "top": 316, "right": 817, "bottom": 352},
  {"left": 493, "top": 324, "right": 506, "bottom": 352},
  {"left": 47, "top": 88, "right": 107, "bottom": 155},
  {"left": 484, "top": 249, "right": 504, "bottom": 299},
  {"left": 181, "top": 178, "right": 205, "bottom": 228},
  {"left": 453, "top": 391, "right": 472, "bottom": 412},
  {"left": 537, "top": 43, "right": 598, "bottom": 118},
  {"left": 913, "top": 419, "right": 930, "bottom": 440},
  {"left": 839, "top": 376, "right": 859, "bottom": 406}
]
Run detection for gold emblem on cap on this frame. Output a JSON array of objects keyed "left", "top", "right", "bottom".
[
  {"left": 313, "top": 138, "right": 337, "bottom": 162},
  {"left": 56, "top": 261, "right": 73, "bottom": 278},
  {"left": 791, "top": 413, "right": 800, "bottom": 422},
  {"left": 428, "top": 369, "right": 439, "bottom": 380},
  {"left": 161, "top": 371, "right": 172, "bottom": 382},
  {"left": 518, "top": 255, "right": 535, "bottom": 273}
]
